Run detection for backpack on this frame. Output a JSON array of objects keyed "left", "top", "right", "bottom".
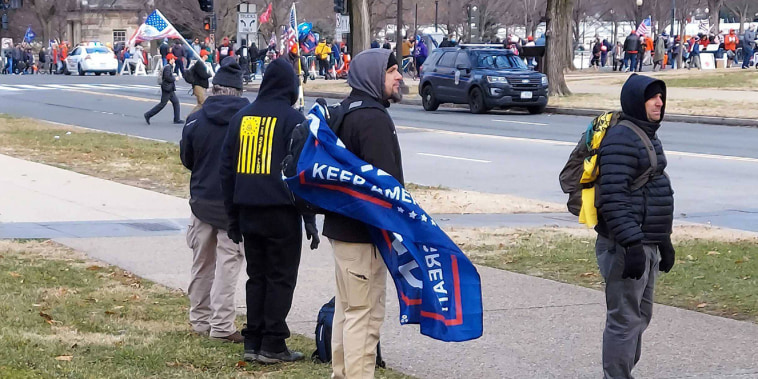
[
  {"left": 281, "top": 98, "right": 385, "bottom": 213},
  {"left": 311, "top": 297, "right": 386, "bottom": 368},
  {"left": 183, "top": 65, "right": 196, "bottom": 86},
  {"left": 559, "top": 112, "right": 658, "bottom": 227}
]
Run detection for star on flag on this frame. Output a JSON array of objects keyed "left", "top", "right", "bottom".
[
  {"left": 408, "top": 211, "right": 417, "bottom": 219},
  {"left": 397, "top": 206, "right": 404, "bottom": 214}
]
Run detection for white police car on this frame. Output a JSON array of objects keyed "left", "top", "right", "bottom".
[{"left": 65, "top": 42, "right": 118, "bottom": 76}]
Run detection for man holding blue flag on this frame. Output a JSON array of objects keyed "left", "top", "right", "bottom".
[{"left": 322, "top": 48, "right": 404, "bottom": 379}]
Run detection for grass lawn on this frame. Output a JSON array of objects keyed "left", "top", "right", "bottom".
[
  {"left": 0, "top": 240, "right": 410, "bottom": 379},
  {"left": 661, "top": 70, "right": 758, "bottom": 89},
  {"left": 0, "top": 114, "right": 190, "bottom": 198},
  {"left": 549, "top": 93, "right": 758, "bottom": 120},
  {"left": 449, "top": 228, "right": 758, "bottom": 323}
]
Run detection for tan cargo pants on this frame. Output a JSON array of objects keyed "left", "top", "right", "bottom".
[
  {"left": 186, "top": 213, "right": 244, "bottom": 337},
  {"left": 190, "top": 85, "right": 206, "bottom": 116},
  {"left": 330, "top": 240, "right": 387, "bottom": 379}
]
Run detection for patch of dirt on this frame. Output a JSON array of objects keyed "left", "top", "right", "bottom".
[{"left": 411, "top": 188, "right": 565, "bottom": 214}]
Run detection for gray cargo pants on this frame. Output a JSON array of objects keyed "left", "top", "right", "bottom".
[{"left": 595, "top": 235, "right": 660, "bottom": 379}]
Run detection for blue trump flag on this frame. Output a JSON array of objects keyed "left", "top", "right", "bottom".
[
  {"left": 23, "top": 26, "right": 36, "bottom": 43},
  {"left": 285, "top": 103, "right": 483, "bottom": 342}
]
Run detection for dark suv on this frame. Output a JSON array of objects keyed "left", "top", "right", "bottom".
[{"left": 418, "top": 45, "right": 548, "bottom": 114}]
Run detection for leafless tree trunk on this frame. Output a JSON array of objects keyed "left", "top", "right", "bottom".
[
  {"left": 351, "top": 0, "right": 371, "bottom": 55},
  {"left": 545, "top": 0, "right": 574, "bottom": 96}
]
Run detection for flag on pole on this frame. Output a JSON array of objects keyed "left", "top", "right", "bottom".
[
  {"left": 636, "top": 17, "right": 651, "bottom": 36},
  {"left": 23, "top": 25, "right": 36, "bottom": 43},
  {"left": 285, "top": 4, "right": 299, "bottom": 54},
  {"left": 127, "top": 10, "right": 182, "bottom": 46},
  {"left": 259, "top": 3, "right": 273, "bottom": 24},
  {"left": 285, "top": 103, "right": 484, "bottom": 342}
]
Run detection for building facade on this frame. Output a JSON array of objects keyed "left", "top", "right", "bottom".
[{"left": 66, "top": 0, "right": 152, "bottom": 46}]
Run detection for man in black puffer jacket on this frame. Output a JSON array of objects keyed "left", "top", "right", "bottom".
[
  {"left": 220, "top": 57, "right": 320, "bottom": 364},
  {"left": 180, "top": 58, "right": 250, "bottom": 343},
  {"left": 595, "top": 73, "right": 675, "bottom": 379}
]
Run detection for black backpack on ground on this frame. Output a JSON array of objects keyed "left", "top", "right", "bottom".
[
  {"left": 281, "top": 98, "right": 385, "bottom": 214},
  {"left": 312, "top": 297, "right": 386, "bottom": 368}
]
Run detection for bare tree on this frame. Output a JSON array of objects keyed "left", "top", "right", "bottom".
[
  {"left": 26, "top": 0, "right": 68, "bottom": 43},
  {"left": 544, "top": 0, "right": 574, "bottom": 96},
  {"left": 725, "top": 0, "right": 757, "bottom": 34},
  {"left": 707, "top": 0, "right": 723, "bottom": 34}
]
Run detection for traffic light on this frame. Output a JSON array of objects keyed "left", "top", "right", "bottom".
[
  {"left": 1, "top": 13, "right": 7, "bottom": 30},
  {"left": 203, "top": 15, "right": 211, "bottom": 30},
  {"left": 198, "top": 0, "right": 212, "bottom": 12},
  {"left": 333, "top": 0, "right": 344, "bottom": 14}
]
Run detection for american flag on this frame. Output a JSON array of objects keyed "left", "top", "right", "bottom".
[
  {"left": 636, "top": 17, "right": 651, "bottom": 37},
  {"left": 285, "top": 4, "right": 299, "bottom": 54},
  {"left": 127, "top": 10, "right": 182, "bottom": 46}
]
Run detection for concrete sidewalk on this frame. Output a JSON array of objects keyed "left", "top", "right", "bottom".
[{"left": 3, "top": 154, "right": 758, "bottom": 378}]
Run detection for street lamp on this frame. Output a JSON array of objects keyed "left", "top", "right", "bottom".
[{"left": 636, "top": 0, "right": 643, "bottom": 27}]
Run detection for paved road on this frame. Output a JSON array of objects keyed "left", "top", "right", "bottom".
[{"left": 2, "top": 74, "right": 757, "bottom": 231}]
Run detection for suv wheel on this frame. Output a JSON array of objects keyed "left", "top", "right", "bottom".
[
  {"left": 527, "top": 105, "right": 546, "bottom": 114},
  {"left": 421, "top": 85, "right": 440, "bottom": 111},
  {"left": 468, "top": 87, "right": 489, "bottom": 114},
  {"left": 78, "top": 64, "right": 85, "bottom": 76}
]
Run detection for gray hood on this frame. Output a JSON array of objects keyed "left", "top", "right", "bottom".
[{"left": 347, "top": 48, "right": 392, "bottom": 101}]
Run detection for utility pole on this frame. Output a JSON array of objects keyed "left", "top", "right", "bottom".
[
  {"left": 397, "top": 0, "right": 408, "bottom": 93},
  {"left": 670, "top": 0, "right": 675, "bottom": 38},
  {"left": 434, "top": 1, "right": 438, "bottom": 32}
]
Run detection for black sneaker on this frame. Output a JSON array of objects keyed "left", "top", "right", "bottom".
[
  {"left": 144, "top": 113, "right": 151, "bottom": 125},
  {"left": 243, "top": 350, "right": 259, "bottom": 362},
  {"left": 256, "top": 349, "right": 304, "bottom": 364}
]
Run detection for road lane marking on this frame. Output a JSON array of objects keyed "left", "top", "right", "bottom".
[
  {"left": 43, "top": 84, "right": 72, "bottom": 89},
  {"left": 70, "top": 84, "right": 102, "bottom": 89},
  {"left": 417, "top": 152, "right": 491, "bottom": 163},
  {"left": 398, "top": 125, "right": 758, "bottom": 163},
  {"left": 12, "top": 84, "right": 41, "bottom": 90},
  {"left": 61, "top": 88, "right": 196, "bottom": 107},
  {"left": 0, "top": 86, "right": 23, "bottom": 91},
  {"left": 493, "top": 119, "right": 548, "bottom": 126}
]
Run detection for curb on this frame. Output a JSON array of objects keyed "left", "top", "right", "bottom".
[{"left": 244, "top": 86, "right": 758, "bottom": 128}]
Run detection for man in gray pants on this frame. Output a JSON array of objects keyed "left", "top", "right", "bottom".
[{"left": 595, "top": 74, "right": 676, "bottom": 379}]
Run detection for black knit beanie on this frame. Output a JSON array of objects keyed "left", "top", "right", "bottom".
[
  {"left": 213, "top": 56, "right": 244, "bottom": 90},
  {"left": 386, "top": 52, "right": 398, "bottom": 70},
  {"left": 644, "top": 81, "right": 665, "bottom": 102}
]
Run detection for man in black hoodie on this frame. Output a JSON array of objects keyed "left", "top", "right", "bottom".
[
  {"left": 220, "top": 58, "right": 320, "bottom": 364},
  {"left": 324, "top": 48, "right": 403, "bottom": 379},
  {"left": 595, "top": 73, "right": 675, "bottom": 378},
  {"left": 144, "top": 53, "right": 182, "bottom": 125},
  {"left": 180, "top": 58, "right": 250, "bottom": 343}
]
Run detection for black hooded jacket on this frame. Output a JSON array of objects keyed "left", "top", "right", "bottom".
[
  {"left": 190, "top": 61, "right": 211, "bottom": 89},
  {"left": 181, "top": 95, "right": 250, "bottom": 229},
  {"left": 220, "top": 58, "right": 305, "bottom": 231},
  {"left": 322, "top": 49, "right": 405, "bottom": 243},
  {"left": 596, "top": 74, "right": 674, "bottom": 247}
]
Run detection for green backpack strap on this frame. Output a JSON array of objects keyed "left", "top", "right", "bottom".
[{"left": 616, "top": 120, "right": 657, "bottom": 192}]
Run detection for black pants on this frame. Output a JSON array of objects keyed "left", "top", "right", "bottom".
[
  {"left": 240, "top": 206, "right": 302, "bottom": 353},
  {"left": 318, "top": 58, "right": 329, "bottom": 76},
  {"left": 174, "top": 58, "right": 186, "bottom": 76},
  {"left": 146, "top": 90, "right": 181, "bottom": 122}
]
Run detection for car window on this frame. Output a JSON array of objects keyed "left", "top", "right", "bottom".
[
  {"left": 86, "top": 47, "right": 110, "bottom": 54},
  {"left": 455, "top": 52, "right": 471, "bottom": 68},
  {"left": 70, "top": 48, "right": 80, "bottom": 56},
  {"left": 427, "top": 50, "right": 442, "bottom": 65},
  {"left": 474, "top": 52, "right": 527, "bottom": 69},
  {"left": 437, "top": 52, "right": 456, "bottom": 67}
]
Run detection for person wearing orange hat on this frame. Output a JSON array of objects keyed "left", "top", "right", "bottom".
[
  {"left": 724, "top": 29, "right": 739, "bottom": 67},
  {"left": 144, "top": 53, "right": 182, "bottom": 125}
]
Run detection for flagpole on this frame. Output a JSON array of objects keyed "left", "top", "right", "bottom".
[
  {"left": 156, "top": 9, "right": 204, "bottom": 63},
  {"left": 292, "top": 3, "right": 305, "bottom": 112}
]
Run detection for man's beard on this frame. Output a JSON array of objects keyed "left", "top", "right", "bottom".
[{"left": 389, "top": 88, "right": 403, "bottom": 103}]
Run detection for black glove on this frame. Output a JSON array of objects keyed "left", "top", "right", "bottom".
[
  {"left": 658, "top": 238, "right": 676, "bottom": 273},
  {"left": 622, "top": 243, "right": 646, "bottom": 280},
  {"left": 227, "top": 221, "right": 242, "bottom": 244},
  {"left": 304, "top": 221, "right": 320, "bottom": 250}
]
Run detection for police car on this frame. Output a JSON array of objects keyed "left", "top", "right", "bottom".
[
  {"left": 65, "top": 42, "right": 118, "bottom": 76},
  {"left": 419, "top": 45, "right": 548, "bottom": 114}
]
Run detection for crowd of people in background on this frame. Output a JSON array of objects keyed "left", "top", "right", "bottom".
[{"left": 589, "top": 25, "right": 758, "bottom": 73}]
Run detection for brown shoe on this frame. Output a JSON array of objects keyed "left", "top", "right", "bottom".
[{"left": 211, "top": 331, "right": 244, "bottom": 344}]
